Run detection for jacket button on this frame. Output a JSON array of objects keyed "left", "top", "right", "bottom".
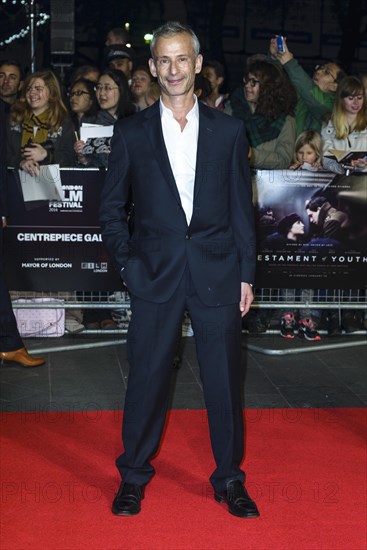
[{"left": 185, "top": 234, "right": 191, "bottom": 240}]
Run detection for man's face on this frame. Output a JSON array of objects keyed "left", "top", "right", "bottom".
[
  {"left": 109, "top": 58, "right": 132, "bottom": 78},
  {"left": 313, "top": 64, "right": 339, "bottom": 93},
  {"left": 201, "top": 66, "right": 223, "bottom": 93},
  {"left": 0, "top": 64, "right": 22, "bottom": 103},
  {"left": 307, "top": 208, "right": 320, "bottom": 225},
  {"left": 149, "top": 32, "right": 202, "bottom": 99},
  {"left": 105, "top": 31, "right": 126, "bottom": 47}
]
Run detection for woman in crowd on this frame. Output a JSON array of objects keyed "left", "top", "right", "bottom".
[
  {"left": 74, "top": 68, "right": 134, "bottom": 168},
  {"left": 322, "top": 75, "right": 367, "bottom": 172},
  {"left": 73, "top": 69, "right": 134, "bottom": 329},
  {"left": 6, "top": 69, "right": 75, "bottom": 174},
  {"left": 0, "top": 98, "right": 44, "bottom": 366},
  {"left": 68, "top": 77, "right": 98, "bottom": 135},
  {"left": 130, "top": 66, "right": 153, "bottom": 111},
  {"left": 228, "top": 58, "right": 297, "bottom": 169}
]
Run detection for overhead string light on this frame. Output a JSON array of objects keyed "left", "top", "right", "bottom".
[
  {"left": 1, "top": 0, "right": 28, "bottom": 4},
  {"left": 0, "top": 0, "right": 49, "bottom": 46},
  {"left": 0, "top": 12, "right": 50, "bottom": 47}
]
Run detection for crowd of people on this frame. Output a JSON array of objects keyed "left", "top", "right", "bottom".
[{"left": 0, "top": 26, "right": 366, "bottom": 364}]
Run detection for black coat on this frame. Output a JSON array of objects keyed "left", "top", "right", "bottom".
[
  {"left": 6, "top": 114, "right": 76, "bottom": 168},
  {"left": 100, "top": 100, "right": 256, "bottom": 306}
]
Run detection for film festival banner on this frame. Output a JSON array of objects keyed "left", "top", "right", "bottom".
[
  {"left": 253, "top": 170, "right": 367, "bottom": 289},
  {"left": 4, "top": 168, "right": 121, "bottom": 291},
  {"left": 4, "top": 168, "right": 367, "bottom": 292}
]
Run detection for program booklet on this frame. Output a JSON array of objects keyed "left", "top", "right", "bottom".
[{"left": 327, "top": 149, "right": 367, "bottom": 165}]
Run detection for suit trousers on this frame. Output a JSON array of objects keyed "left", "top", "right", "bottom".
[
  {"left": 116, "top": 265, "right": 246, "bottom": 493},
  {"left": 0, "top": 229, "right": 23, "bottom": 352}
]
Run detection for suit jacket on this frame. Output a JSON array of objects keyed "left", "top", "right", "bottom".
[
  {"left": 0, "top": 100, "right": 7, "bottom": 218},
  {"left": 99, "top": 100, "right": 256, "bottom": 306}
]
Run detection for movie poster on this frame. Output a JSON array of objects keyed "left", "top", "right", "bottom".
[
  {"left": 4, "top": 168, "right": 122, "bottom": 291},
  {"left": 253, "top": 170, "right": 367, "bottom": 289},
  {"left": 4, "top": 168, "right": 367, "bottom": 292}
]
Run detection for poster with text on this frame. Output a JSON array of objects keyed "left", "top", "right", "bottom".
[
  {"left": 253, "top": 170, "right": 367, "bottom": 289},
  {"left": 4, "top": 168, "right": 122, "bottom": 291}
]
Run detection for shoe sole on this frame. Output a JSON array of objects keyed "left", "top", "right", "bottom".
[
  {"left": 298, "top": 331, "right": 321, "bottom": 341},
  {"left": 214, "top": 493, "right": 260, "bottom": 518},
  {"left": 111, "top": 503, "right": 141, "bottom": 516}
]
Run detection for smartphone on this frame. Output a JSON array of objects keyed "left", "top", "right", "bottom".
[{"left": 276, "top": 35, "right": 285, "bottom": 53}]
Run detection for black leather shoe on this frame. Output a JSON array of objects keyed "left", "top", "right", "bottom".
[
  {"left": 214, "top": 480, "right": 260, "bottom": 518},
  {"left": 111, "top": 482, "right": 145, "bottom": 516}
]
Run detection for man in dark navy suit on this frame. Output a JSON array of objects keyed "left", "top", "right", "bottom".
[
  {"left": 0, "top": 99, "right": 44, "bottom": 367},
  {"left": 100, "top": 21, "right": 259, "bottom": 518}
]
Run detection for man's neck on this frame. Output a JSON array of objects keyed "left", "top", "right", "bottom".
[{"left": 161, "top": 93, "right": 196, "bottom": 130}]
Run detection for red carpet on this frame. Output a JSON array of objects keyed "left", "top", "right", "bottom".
[{"left": 1, "top": 408, "right": 366, "bottom": 550}]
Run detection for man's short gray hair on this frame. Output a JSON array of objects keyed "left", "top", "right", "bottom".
[{"left": 150, "top": 21, "right": 201, "bottom": 59}]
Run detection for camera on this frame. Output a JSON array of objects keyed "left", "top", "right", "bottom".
[{"left": 276, "top": 36, "right": 285, "bottom": 53}]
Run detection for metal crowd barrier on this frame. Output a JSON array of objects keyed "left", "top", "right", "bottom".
[
  {"left": 6, "top": 168, "right": 366, "bottom": 356},
  {"left": 10, "top": 288, "right": 367, "bottom": 356}
]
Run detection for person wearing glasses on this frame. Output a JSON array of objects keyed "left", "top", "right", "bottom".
[
  {"left": 6, "top": 69, "right": 75, "bottom": 176},
  {"left": 74, "top": 69, "right": 135, "bottom": 168},
  {"left": 68, "top": 78, "right": 98, "bottom": 135},
  {"left": 73, "top": 69, "right": 135, "bottom": 331},
  {"left": 269, "top": 36, "right": 345, "bottom": 136},
  {"left": 228, "top": 57, "right": 297, "bottom": 169}
]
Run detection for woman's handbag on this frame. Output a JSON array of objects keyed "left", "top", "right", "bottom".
[{"left": 12, "top": 298, "right": 65, "bottom": 337}]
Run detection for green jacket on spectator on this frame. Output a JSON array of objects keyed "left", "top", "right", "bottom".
[{"left": 280, "top": 58, "right": 335, "bottom": 136}]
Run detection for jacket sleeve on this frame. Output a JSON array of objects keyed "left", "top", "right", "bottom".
[
  {"left": 321, "top": 121, "right": 336, "bottom": 155},
  {"left": 5, "top": 117, "right": 22, "bottom": 168},
  {"left": 230, "top": 121, "right": 256, "bottom": 283},
  {"left": 251, "top": 116, "right": 296, "bottom": 169},
  {"left": 283, "top": 58, "right": 334, "bottom": 119},
  {"left": 99, "top": 121, "right": 131, "bottom": 273},
  {"left": 0, "top": 102, "right": 7, "bottom": 217},
  {"left": 51, "top": 117, "right": 77, "bottom": 167}
]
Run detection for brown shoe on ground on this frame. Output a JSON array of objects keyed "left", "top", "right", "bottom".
[{"left": 0, "top": 347, "right": 45, "bottom": 367}]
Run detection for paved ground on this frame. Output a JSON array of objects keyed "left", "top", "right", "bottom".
[{"left": 1, "top": 332, "right": 366, "bottom": 412}]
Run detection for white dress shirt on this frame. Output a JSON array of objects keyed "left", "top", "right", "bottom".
[{"left": 160, "top": 96, "right": 199, "bottom": 225}]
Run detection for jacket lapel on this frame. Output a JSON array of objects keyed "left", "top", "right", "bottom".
[
  {"left": 194, "top": 103, "right": 216, "bottom": 200},
  {"left": 142, "top": 101, "right": 217, "bottom": 212},
  {"left": 142, "top": 103, "right": 181, "bottom": 205}
]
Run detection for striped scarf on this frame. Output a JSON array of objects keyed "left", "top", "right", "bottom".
[
  {"left": 21, "top": 110, "right": 50, "bottom": 148},
  {"left": 229, "top": 87, "right": 286, "bottom": 148}
]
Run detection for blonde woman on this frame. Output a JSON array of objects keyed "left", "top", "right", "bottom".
[
  {"left": 322, "top": 76, "right": 367, "bottom": 171},
  {"left": 7, "top": 69, "right": 75, "bottom": 175}
]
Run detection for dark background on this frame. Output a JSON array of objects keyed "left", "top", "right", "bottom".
[{"left": 1, "top": 0, "right": 366, "bottom": 90}]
